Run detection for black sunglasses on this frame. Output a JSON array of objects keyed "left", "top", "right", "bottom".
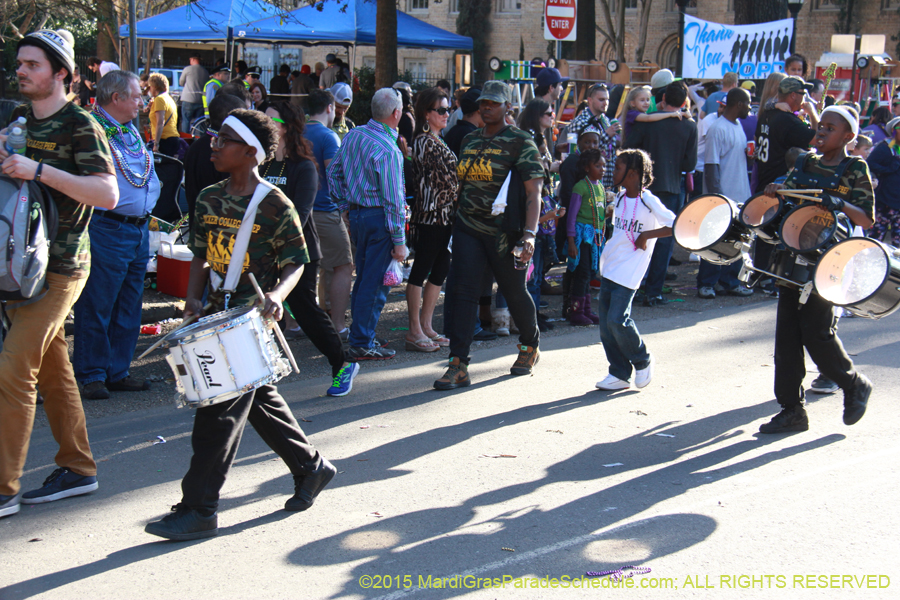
[
  {"left": 429, "top": 107, "right": 451, "bottom": 115},
  {"left": 543, "top": 110, "right": 554, "bottom": 117}
]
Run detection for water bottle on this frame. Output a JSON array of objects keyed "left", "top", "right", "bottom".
[
  {"left": 5, "top": 117, "right": 27, "bottom": 156},
  {"left": 512, "top": 241, "right": 529, "bottom": 270}
]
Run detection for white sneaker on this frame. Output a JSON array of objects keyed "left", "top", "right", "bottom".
[
  {"left": 595, "top": 374, "right": 631, "bottom": 390},
  {"left": 492, "top": 307, "right": 510, "bottom": 336},
  {"left": 635, "top": 354, "right": 653, "bottom": 389}
]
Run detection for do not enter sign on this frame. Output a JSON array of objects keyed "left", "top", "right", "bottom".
[{"left": 544, "top": 0, "right": 577, "bottom": 42}]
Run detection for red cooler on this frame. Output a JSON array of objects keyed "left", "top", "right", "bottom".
[{"left": 157, "top": 242, "right": 193, "bottom": 298}]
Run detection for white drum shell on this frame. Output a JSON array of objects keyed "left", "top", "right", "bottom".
[{"left": 165, "top": 306, "right": 290, "bottom": 408}]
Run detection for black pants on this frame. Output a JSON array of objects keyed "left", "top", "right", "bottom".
[
  {"left": 181, "top": 385, "right": 318, "bottom": 511},
  {"left": 774, "top": 287, "right": 859, "bottom": 409},
  {"left": 444, "top": 226, "right": 538, "bottom": 362},
  {"left": 408, "top": 223, "right": 452, "bottom": 287},
  {"left": 286, "top": 260, "right": 347, "bottom": 377},
  {"left": 570, "top": 242, "right": 594, "bottom": 298}
]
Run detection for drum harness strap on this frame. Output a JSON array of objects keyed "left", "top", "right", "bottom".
[
  {"left": 209, "top": 181, "right": 276, "bottom": 309},
  {"left": 790, "top": 154, "right": 859, "bottom": 200}
]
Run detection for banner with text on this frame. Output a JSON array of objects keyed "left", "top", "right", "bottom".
[{"left": 682, "top": 14, "right": 794, "bottom": 80}]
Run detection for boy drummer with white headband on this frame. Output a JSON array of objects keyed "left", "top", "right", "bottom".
[
  {"left": 145, "top": 109, "right": 336, "bottom": 541},
  {"left": 759, "top": 105, "right": 876, "bottom": 434}
]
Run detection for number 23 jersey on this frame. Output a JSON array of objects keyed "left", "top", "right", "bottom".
[{"left": 754, "top": 108, "right": 815, "bottom": 194}]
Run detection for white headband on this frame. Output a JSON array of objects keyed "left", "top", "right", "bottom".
[
  {"left": 222, "top": 115, "right": 266, "bottom": 166},
  {"left": 821, "top": 106, "right": 859, "bottom": 143}
]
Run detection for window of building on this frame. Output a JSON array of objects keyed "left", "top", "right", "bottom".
[
  {"left": 609, "top": 0, "right": 638, "bottom": 9},
  {"left": 407, "top": 0, "right": 428, "bottom": 11},
  {"left": 449, "top": 0, "right": 459, "bottom": 13},
  {"left": 497, "top": 0, "right": 522, "bottom": 13},
  {"left": 363, "top": 56, "right": 376, "bottom": 70},
  {"left": 814, "top": 0, "right": 840, "bottom": 10},
  {"left": 666, "top": 0, "right": 698, "bottom": 11},
  {"left": 405, "top": 59, "right": 428, "bottom": 83},
  {"left": 882, "top": 0, "right": 896, "bottom": 9}
]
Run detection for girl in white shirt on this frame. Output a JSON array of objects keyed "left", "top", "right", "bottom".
[{"left": 595, "top": 149, "right": 676, "bottom": 391}]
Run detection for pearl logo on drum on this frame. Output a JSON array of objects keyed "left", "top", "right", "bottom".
[{"left": 194, "top": 349, "right": 223, "bottom": 389}]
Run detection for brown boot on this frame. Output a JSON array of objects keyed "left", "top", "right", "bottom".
[
  {"left": 510, "top": 344, "right": 540, "bottom": 376},
  {"left": 434, "top": 357, "right": 471, "bottom": 390}
]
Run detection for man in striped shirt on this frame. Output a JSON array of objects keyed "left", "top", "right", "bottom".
[{"left": 327, "top": 88, "right": 409, "bottom": 360}]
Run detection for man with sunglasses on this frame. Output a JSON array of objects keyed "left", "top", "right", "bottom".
[{"left": 567, "top": 83, "right": 620, "bottom": 189}]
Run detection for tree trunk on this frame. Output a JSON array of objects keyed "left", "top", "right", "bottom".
[
  {"left": 634, "top": 0, "right": 653, "bottom": 62},
  {"left": 96, "top": 0, "right": 118, "bottom": 61},
  {"left": 615, "top": 0, "right": 626, "bottom": 62},
  {"left": 573, "top": 0, "right": 596, "bottom": 61},
  {"left": 733, "top": 0, "right": 786, "bottom": 25},
  {"left": 375, "top": 0, "right": 398, "bottom": 89}
]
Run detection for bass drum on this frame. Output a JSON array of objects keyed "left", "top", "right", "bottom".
[
  {"left": 779, "top": 203, "right": 850, "bottom": 257},
  {"left": 739, "top": 192, "right": 790, "bottom": 243},
  {"left": 673, "top": 194, "right": 748, "bottom": 265},
  {"left": 814, "top": 237, "right": 900, "bottom": 319}
]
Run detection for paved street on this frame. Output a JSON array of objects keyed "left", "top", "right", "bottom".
[{"left": 1, "top": 300, "right": 898, "bottom": 599}]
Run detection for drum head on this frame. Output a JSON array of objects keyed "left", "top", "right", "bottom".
[
  {"left": 780, "top": 204, "right": 836, "bottom": 254},
  {"left": 739, "top": 193, "right": 782, "bottom": 230},
  {"left": 815, "top": 238, "right": 888, "bottom": 306},
  {"left": 169, "top": 305, "right": 257, "bottom": 343},
  {"left": 674, "top": 194, "right": 737, "bottom": 251}
]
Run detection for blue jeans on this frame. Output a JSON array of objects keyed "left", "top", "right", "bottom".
[
  {"left": 73, "top": 214, "right": 150, "bottom": 385},
  {"left": 348, "top": 207, "right": 394, "bottom": 348},
  {"left": 597, "top": 277, "right": 650, "bottom": 381},
  {"left": 644, "top": 187, "right": 685, "bottom": 297},
  {"left": 697, "top": 259, "right": 742, "bottom": 289},
  {"left": 181, "top": 102, "right": 203, "bottom": 133}
]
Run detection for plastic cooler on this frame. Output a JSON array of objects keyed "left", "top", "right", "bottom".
[{"left": 157, "top": 242, "right": 193, "bottom": 298}]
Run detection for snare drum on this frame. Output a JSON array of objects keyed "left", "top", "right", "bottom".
[
  {"left": 771, "top": 247, "right": 815, "bottom": 287},
  {"left": 165, "top": 306, "right": 291, "bottom": 408},
  {"left": 674, "top": 194, "right": 749, "bottom": 265},
  {"left": 779, "top": 203, "right": 850, "bottom": 257},
  {"left": 739, "top": 192, "right": 791, "bottom": 243},
  {"left": 814, "top": 238, "right": 900, "bottom": 319}
]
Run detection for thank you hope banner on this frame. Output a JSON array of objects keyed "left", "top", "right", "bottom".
[{"left": 682, "top": 14, "right": 794, "bottom": 80}]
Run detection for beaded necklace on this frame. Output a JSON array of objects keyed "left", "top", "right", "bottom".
[
  {"left": 93, "top": 106, "right": 153, "bottom": 188},
  {"left": 261, "top": 159, "right": 286, "bottom": 185},
  {"left": 582, "top": 176, "right": 602, "bottom": 236},
  {"left": 622, "top": 191, "right": 641, "bottom": 249}
]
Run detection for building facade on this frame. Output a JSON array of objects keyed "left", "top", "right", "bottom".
[{"left": 294, "top": 0, "right": 899, "bottom": 84}]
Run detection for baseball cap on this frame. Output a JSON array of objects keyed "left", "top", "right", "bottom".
[
  {"left": 330, "top": 82, "right": 353, "bottom": 106},
  {"left": 21, "top": 29, "right": 76, "bottom": 76},
  {"left": 459, "top": 88, "right": 482, "bottom": 114},
  {"left": 779, "top": 76, "right": 814, "bottom": 94},
  {"left": 478, "top": 81, "right": 511, "bottom": 104},
  {"left": 535, "top": 67, "right": 568, "bottom": 88},
  {"left": 650, "top": 69, "right": 675, "bottom": 91},
  {"left": 325, "top": 53, "right": 336, "bottom": 63}
]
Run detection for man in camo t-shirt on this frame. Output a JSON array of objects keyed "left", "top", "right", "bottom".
[{"left": 0, "top": 30, "right": 118, "bottom": 520}]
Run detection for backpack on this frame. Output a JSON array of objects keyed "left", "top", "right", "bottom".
[{"left": 0, "top": 174, "right": 58, "bottom": 302}]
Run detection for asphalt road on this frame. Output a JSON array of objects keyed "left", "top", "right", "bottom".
[{"left": 2, "top": 293, "right": 898, "bottom": 600}]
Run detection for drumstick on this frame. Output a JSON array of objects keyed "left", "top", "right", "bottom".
[
  {"left": 248, "top": 272, "right": 300, "bottom": 375},
  {"left": 137, "top": 303, "right": 212, "bottom": 360}
]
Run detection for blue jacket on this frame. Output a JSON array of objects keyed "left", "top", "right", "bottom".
[{"left": 867, "top": 140, "right": 900, "bottom": 210}]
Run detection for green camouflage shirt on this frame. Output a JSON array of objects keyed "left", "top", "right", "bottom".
[
  {"left": 784, "top": 154, "right": 875, "bottom": 220},
  {"left": 456, "top": 125, "right": 544, "bottom": 237},
  {"left": 11, "top": 102, "right": 115, "bottom": 277},
  {"left": 190, "top": 181, "right": 309, "bottom": 311}
]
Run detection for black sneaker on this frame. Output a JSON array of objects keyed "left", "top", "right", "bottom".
[
  {"left": 643, "top": 295, "right": 669, "bottom": 307},
  {"left": 843, "top": 374, "right": 872, "bottom": 426},
  {"left": 285, "top": 457, "right": 337, "bottom": 511},
  {"left": 82, "top": 381, "right": 110, "bottom": 400},
  {"left": 473, "top": 329, "right": 498, "bottom": 341},
  {"left": 145, "top": 504, "right": 218, "bottom": 541},
  {"left": 809, "top": 374, "right": 839, "bottom": 395},
  {"left": 759, "top": 406, "right": 809, "bottom": 434},
  {"left": 348, "top": 345, "right": 396, "bottom": 361},
  {"left": 21, "top": 467, "right": 98, "bottom": 504},
  {"left": 107, "top": 376, "right": 150, "bottom": 392},
  {"left": 0, "top": 494, "right": 20, "bottom": 518}
]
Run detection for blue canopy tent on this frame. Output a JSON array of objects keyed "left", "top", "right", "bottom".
[
  {"left": 119, "top": 0, "right": 278, "bottom": 41},
  {"left": 233, "top": 0, "right": 472, "bottom": 51}
]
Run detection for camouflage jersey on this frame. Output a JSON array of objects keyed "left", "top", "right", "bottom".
[
  {"left": 456, "top": 125, "right": 544, "bottom": 237},
  {"left": 783, "top": 154, "right": 875, "bottom": 219},
  {"left": 11, "top": 102, "right": 115, "bottom": 278},
  {"left": 190, "top": 180, "right": 309, "bottom": 311}
]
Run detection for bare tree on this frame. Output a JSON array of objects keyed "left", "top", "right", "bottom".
[{"left": 595, "top": 0, "right": 655, "bottom": 63}]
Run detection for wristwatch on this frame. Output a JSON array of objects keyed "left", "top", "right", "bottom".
[{"left": 523, "top": 229, "right": 537, "bottom": 238}]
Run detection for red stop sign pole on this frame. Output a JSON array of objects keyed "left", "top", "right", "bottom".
[{"left": 544, "top": 0, "right": 577, "bottom": 42}]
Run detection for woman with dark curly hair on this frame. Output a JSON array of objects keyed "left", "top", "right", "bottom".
[
  {"left": 405, "top": 86, "right": 457, "bottom": 351},
  {"left": 861, "top": 106, "right": 893, "bottom": 145},
  {"left": 263, "top": 101, "right": 357, "bottom": 396},
  {"left": 145, "top": 108, "right": 336, "bottom": 541}
]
